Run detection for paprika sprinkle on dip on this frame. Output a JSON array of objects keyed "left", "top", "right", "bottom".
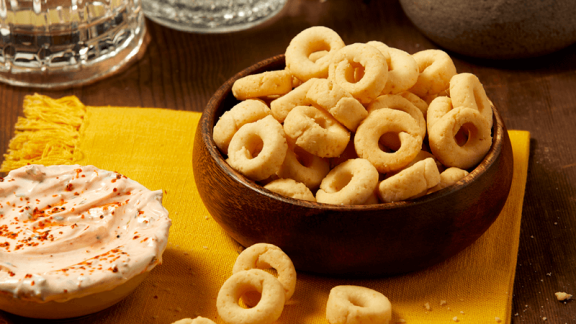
[{"left": 0, "top": 165, "right": 171, "bottom": 304}]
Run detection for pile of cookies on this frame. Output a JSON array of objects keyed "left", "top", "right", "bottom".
[{"left": 213, "top": 26, "right": 493, "bottom": 205}]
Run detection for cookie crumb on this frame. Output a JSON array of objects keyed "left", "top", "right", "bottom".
[
  {"left": 543, "top": 317, "right": 547, "bottom": 321},
  {"left": 424, "top": 302, "right": 431, "bottom": 311},
  {"left": 452, "top": 316, "right": 459, "bottom": 322},
  {"left": 555, "top": 292, "right": 572, "bottom": 301},
  {"left": 440, "top": 300, "right": 447, "bottom": 306},
  {"left": 396, "top": 319, "right": 406, "bottom": 323},
  {"left": 460, "top": 311, "right": 465, "bottom": 314},
  {"left": 495, "top": 317, "right": 502, "bottom": 323}
]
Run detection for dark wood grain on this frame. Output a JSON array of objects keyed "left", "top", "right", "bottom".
[{"left": 1, "top": 0, "right": 575, "bottom": 322}]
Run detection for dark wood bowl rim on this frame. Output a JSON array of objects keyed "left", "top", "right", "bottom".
[{"left": 200, "top": 54, "right": 505, "bottom": 211}]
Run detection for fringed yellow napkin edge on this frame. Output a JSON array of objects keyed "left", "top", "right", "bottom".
[{"left": 1, "top": 94, "right": 86, "bottom": 172}]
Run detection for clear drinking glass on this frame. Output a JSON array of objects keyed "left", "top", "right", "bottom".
[
  {"left": 142, "top": 0, "right": 287, "bottom": 33},
  {"left": 0, "top": 0, "right": 147, "bottom": 88}
]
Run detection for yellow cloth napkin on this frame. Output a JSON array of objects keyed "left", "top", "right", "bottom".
[{"left": 1, "top": 95, "right": 530, "bottom": 324}]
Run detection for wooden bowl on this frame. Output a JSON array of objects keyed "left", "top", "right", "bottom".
[{"left": 193, "top": 55, "right": 514, "bottom": 277}]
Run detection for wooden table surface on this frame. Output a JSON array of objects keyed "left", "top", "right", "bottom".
[{"left": 1, "top": 0, "right": 575, "bottom": 323}]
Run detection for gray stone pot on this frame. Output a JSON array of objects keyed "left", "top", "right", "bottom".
[{"left": 399, "top": 0, "right": 576, "bottom": 59}]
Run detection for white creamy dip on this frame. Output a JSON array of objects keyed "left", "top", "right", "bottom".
[{"left": 0, "top": 165, "right": 171, "bottom": 303}]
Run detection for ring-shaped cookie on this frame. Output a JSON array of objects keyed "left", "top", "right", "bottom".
[
  {"left": 367, "top": 42, "right": 418, "bottom": 95},
  {"left": 214, "top": 99, "right": 271, "bottom": 154},
  {"left": 426, "top": 96, "right": 453, "bottom": 131},
  {"left": 227, "top": 115, "right": 288, "bottom": 181},
  {"left": 326, "top": 285, "right": 392, "bottom": 324},
  {"left": 285, "top": 26, "right": 345, "bottom": 81},
  {"left": 362, "top": 191, "right": 380, "bottom": 205},
  {"left": 306, "top": 78, "right": 352, "bottom": 112},
  {"left": 409, "top": 49, "right": 457, "bottom": 98},
  {"left": 329, "top": 97, "right": 368, "bottom": 132},
  {"left": 283, "top": 105, "right": 350, "bottom": 158},
  {"left": 355, "top": 108, "right": 423, "bottom": 173},
  {"left": 306, "top": 78, "right": 367, "bottom": 131},
  {"left": 420, "top": 88, "right": 450, "bottom": 106},
  {"left": 367, "top": 95, "right": 426, "bottom": 139},
  {"left": 329, "top": 43, "right": 388, "bottom": 104},
  {"left": 232, "top": 70, "right": 293, "bottom": 100},
  {"left": 316, "top": 158, "right": 379, "bottom": 205},
  {"left": 428, "top": 107, "right": 492, "bottom": 169},
  {"left": 383, "top": 47, "right": 419, "bottom": 94},
  {"left": 217, "top": 269, "right": 285, "bottom": 324},
  {"left": 378, "top": 158, "right": 440, "bottom": 203},
  {"left": 427, "top": 96, "right": 474, "bottom": 147},
  {"left": 428, "top": 167, "right": 469, "bottom": 194},
  {"left": 264, "top": 178, "right": 316, "bottom": 202},
  {"left": 308, "top": 50, "right": 329, "bottom": 63},
  {"left": 364, "top": 41, "right": 392, "bottom": 64},
  {"left": 450, "top": 73, "right": 493, "bottom": 128},
  {"left": 384, "top": 150, "right": 439, "bottom": 179},
  {"left": 233, "top": 243, "right": 297, "bottom": 306},
  {"left": 172, "top": 317, "right": 216, "bottom": 324},
  {"left": 264, "top": 179, "right": 316, "bottom": 201},
  {"left": 398, "top": 91, "right": 429, "bottom": 117},
  {"left": 277, "top": 144, "right": 330, "bottom": 190},
  {"left": 289, "top": 70, "right": 303, "bottom": 88},
  {"left": 271, "top": 78, "right": 317, "bottom": 123}
]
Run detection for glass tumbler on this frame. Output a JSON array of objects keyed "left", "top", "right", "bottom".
[
  {"left": 142, "top": 0, "right": 287, "bottom": 33},
  {"left": 0, "top": 0, "right": 147, "bottom": 88}
]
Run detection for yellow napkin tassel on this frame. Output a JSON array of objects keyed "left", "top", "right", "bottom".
[{"left": 0, "top": 94, "right": 86, "bottom": 172}]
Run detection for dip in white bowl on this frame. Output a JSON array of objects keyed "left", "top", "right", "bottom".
[{"left": 0, "top": 165, "right": 171, "bottom": 319}]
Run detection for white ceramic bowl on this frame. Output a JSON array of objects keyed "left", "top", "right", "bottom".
[{"left": 0, "top": 165, "right": 171, "bottom": 319}]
